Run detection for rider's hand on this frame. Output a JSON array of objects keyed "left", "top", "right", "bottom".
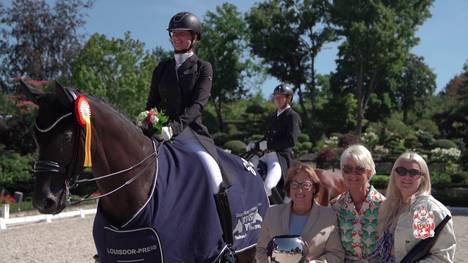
[
  {"left": 258, "top": 140, "right": 268, "bottom": 151},
  {"left": 155, "top": 126, "right": 173, "bottom": 141},
  {"left": 161, "top": 126, "right": 173, "bottom": 141},
  {"left": 246, "top": 142, "right": 256, "bottom": 152}
]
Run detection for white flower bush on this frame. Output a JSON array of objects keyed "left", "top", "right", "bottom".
[
  {"left": 374, "top": 145, "right": 390, "bottom": 155},
  {"left": 324, "top": 136, "right": 339, "bottom": 148},
  {"left": 362, "top": 132, "right": 378, "bottom": 147},
  {"left": 430, "top": 147, "right": 461, "bottom": 162}
]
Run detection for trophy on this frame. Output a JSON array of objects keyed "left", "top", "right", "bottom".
[{"left": 267, "top": 235, "right": 308, "bottom": 263}]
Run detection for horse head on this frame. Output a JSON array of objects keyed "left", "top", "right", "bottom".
[{"left": 20, "top": 80, "right": 82, "bottom": 214}]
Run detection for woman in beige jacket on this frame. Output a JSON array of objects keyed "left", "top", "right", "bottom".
[
  {"left": 371, "top": 152, "right": 456, "bottom": 262},
  {"left": 256, "top": 162, "right": 345, "bottom": 263}
]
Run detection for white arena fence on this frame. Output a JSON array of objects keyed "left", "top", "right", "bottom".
[{"left": 0, "top": 203, "right": 96, "bottom": 230}]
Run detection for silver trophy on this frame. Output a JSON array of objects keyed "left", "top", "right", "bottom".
[{"left": 267, "top": 235, "right": 308, "bottom": 263}]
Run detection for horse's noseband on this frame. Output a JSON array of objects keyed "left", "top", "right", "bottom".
[{"left": 33, "top": 160, "right": 66, "bottom": 174}]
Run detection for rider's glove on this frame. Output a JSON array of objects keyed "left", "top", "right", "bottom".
[
  {"left": 161, "top": 126, "right": 173, "bottom": 141},
  {"left": 246, "top": 142, "right": 256, "bottom": 152},
  {"left": 258, "top": 140, "right": 268, "bottom": 151},
  {"left": 155, "top": 126, "right": 173, "bottom": 141}
]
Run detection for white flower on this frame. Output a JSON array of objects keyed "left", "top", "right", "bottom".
[{"left": 150, "top": 115, "right": 159, "bottom": 125}]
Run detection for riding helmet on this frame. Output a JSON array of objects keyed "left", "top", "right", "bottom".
[
  {"left": 273, "top": 84, "right": 294, "bottom": 96},
  {"left": 167, "top": 12, "right": 202, "bottom": 40}
]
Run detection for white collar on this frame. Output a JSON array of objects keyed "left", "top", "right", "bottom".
[
  {"left": 277, "top": 105, "right": 291, "bottom": 117},
  {"left": 174, "top": 52, "right": 194, "bottom": 69}
]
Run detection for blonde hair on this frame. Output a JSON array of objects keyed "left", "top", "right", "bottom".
[
  {"left": 377, "top": 152, "right": 431, "bottom": 234},
  {"left": 284, "top": 162, "right": 320, "bottom": 198},
  {"left": 340, "top": 144, "right": 376, "bottom": 179}
]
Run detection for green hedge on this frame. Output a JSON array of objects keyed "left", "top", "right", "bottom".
[
  {"left": 0, "top": 152, "right": 35, "bottom": 193},
  {"left": 371, "top": 175, "right": 389, "bottom": 189}
]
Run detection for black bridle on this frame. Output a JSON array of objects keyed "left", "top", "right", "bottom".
[
  {"left": 33, "top": 105, "right": 158, "bottom": 205},
  {"left": 33, "top": 112, "right": 83, "bottom": 190}
]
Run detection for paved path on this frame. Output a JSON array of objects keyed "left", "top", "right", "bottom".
[{"left": 0, "top": 215, "right": 467, "bottom": 262}]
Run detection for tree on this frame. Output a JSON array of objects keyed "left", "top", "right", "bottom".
[
  {"left": 434, "top": 60, "right": 468, "bottom": 144},
  {"left": 397, "top": 54, "right": 436, "bottom": 123},
  {"left": 246, "top": 0, "right": 336, "bottom": 124},
  {"left": 198, "top": 3, "right": 256, "bottom": 132},
  {"left": 0, "top": 0, "right": 93, "bottom": 81},
  {"left": 71, "top": 32, "right": 166, "bottom": 116},
  {"left": 330, "top": 0, "right": 434, "bottom": 136}
]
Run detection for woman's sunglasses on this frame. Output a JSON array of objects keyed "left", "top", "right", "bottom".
[
  {"left": 342, "top": 165, "right": 367, "bottom": 175},
  {"left": 395, "top": 166, "right": 423, "bottom": 177}
]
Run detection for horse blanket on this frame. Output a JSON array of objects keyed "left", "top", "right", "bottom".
[{"left": 93, "top": 139, "right": 269, "bottom": 262}]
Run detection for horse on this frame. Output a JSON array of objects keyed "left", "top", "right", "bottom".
[{"left": 20, "top": 80, "right": 269, "bottom": 263}]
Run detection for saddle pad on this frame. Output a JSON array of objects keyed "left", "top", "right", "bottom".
[
  {"left": 93, "top": 139, "right": 268, "bottom": 262},
  {"left": 98, "top": 226, "right": 163, "bottom": 262}
]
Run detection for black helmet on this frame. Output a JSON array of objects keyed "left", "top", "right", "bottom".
[
  {"left": 167, "top": 12, "right": 202, "bottom": 40},
  {"left": 273, "top": 84, "right": 294, "bottom": 96}
]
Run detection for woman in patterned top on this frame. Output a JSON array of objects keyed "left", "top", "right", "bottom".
[
  {"left": 331, "top": 144, "right": 386, "bottom": 262},
  {"left": 371, "top": 152, "right": 456, "bottom": 262}
]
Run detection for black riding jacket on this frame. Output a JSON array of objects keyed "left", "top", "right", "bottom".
[{"left": 146, "top": 54, "right": 212, "bottom": 137}]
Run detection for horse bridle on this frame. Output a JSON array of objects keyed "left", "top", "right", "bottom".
[{"left": 33, "top": 108, "right": 159, "bottom": 205}]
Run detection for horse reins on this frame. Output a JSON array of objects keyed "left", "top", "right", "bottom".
[{"left": 33, "top": 107, "right": 159, "bottom": 205}]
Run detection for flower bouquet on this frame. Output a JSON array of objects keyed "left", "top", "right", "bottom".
[{"left": 136, "top": 108, "right": 169, "bottom": 136}]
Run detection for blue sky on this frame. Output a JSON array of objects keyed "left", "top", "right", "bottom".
[{"left": 12, "top": 0, "right": 468, "bottom": 95}]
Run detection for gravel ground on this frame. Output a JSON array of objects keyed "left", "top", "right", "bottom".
[{"left": 0, "top": 215, "right": 467, "bottom": 262}]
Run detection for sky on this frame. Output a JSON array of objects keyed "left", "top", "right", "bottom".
[{"left": 9, "top": 0, "right": 468, "bottom": 95}]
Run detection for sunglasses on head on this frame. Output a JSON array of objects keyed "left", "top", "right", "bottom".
[
  {"left": 342, "top": 165, "right": 367, "bottom": 175},
  {"left": 395, "top": 166, "right": 423, "bottom": 177},
  {"left": 290, "top": 181, "right": 313, "bottom": 191}
]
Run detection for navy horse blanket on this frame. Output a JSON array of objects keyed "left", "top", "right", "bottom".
[{"left": 93, "top": 139, "right": 269, "bottom": 262}]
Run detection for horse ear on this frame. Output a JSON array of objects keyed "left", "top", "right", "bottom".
[
  {"left": 55, "top": 81, "right": 76, "bottom": 109},
  {"left": 18, "top": 79, "right": 45, "bottom": 104}
]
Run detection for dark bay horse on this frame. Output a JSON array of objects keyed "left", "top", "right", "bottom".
[{"left": 21, "top": 81, "right": 268, "bottom": 263}]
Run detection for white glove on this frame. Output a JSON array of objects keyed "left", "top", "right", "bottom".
[
  {"left": 259, "top": 140, "right": 268, "bottom": 151},
  {"left": 161, "top": 126, "right": 173, "bottom": 141},
  {"left": 246, "top": 142, "right": 256, "bottom": 151}
]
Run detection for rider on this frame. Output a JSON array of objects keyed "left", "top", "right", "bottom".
[
  {"left": 146, "top": 13, "right": 236, "bottom": 256},
  {"left": 145, "top": 12, "right": 234, "bottom": 193},
  {"left": 248, "top": 84, "right": 302, "bottom": 198}
]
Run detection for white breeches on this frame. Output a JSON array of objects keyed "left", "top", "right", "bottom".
[
  {"left": 251, "top": 152, "right": 282, "bottom": 196},
  {"left": 175, "top": 128, "right": 223, "bottom": 193}
]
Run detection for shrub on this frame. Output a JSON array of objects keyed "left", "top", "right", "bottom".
[
  {"left": 451, "top": 172, "right": 468, "bottom": 185},
  {"left": 0, "top": 153, "right": 35, "bottom": 193},
  {"left": 432, "top": 139, "right": 457, "bottom": 149},
  {"left": 223, "top": 140, "right": 247, "bottom": 155},
  {"left": 361, "top": 132, "right": 378, "bottom": 149},
  {"left": 430, "top": 172, "right": 451, "bottom": 188},
  {"left": 461, "top": 150, "right": 468, "bottom": 171},
  {"left": 430, "top": 148, "right": 461, "bottom": 162},
  {"left": 415, "top": 130, "right": 434, "bottom": 148},
  {"left": 297, "top": 133, "right": 310, "bottom": 143},
  {"left": 213, "top": 132, "right": 229, "bottom": 146},
  {"left": 371, "top": 175, "right": 389, "bottom": 189},
  {"left": 295, "top": 141, "right": 313, "bottom": 155},
  {"left": 414, "top": 119, "right": 440, "bottom": 136}
]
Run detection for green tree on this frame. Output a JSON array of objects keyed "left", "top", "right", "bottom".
[
  {"left": 71, "top": 32, "right": 166, "bottom": 116},
  {"left": 330, "top": 0, "right": 434, "bottom": 136},
  {"left": 0, "top": 0, "right": 93, "bottom": 80},
  {"left": 397, "top": 54, "right": 436, "bottom": 123},
  {"left": 246, "top": 0, "right": 336, "bottom": 124},
  {"left": 198, "top": 3, "right": 256, "bottom": 131}
]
